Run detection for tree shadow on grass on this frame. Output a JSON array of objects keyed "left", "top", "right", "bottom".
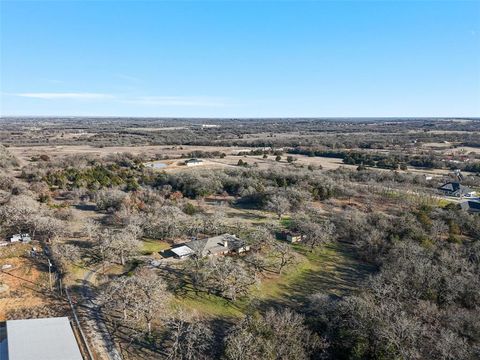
[
  {"left": 74, "top": 203, "right": 97, "bottom": 212},
  {"left": 254, "top": 241, "right": 377, "bottom": 312}
]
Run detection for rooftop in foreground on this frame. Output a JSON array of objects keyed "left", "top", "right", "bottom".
[{"left": 4, "top": 317, "right": 83, "bottom": 360}]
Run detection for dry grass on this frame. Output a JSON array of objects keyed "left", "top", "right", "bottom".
[{"left": 0, "top": 256, "right": 51, "bottom": 321}]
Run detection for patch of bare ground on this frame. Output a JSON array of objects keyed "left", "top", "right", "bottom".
[{"left": 0, "top": 246, "right": 58, "bottom": 321}]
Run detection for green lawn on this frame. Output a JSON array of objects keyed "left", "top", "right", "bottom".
[
  {"left": 172, "top": 289, "right": 244, "bottom": 318},
  {"left": 141, "top": 239, "right": 170, "bottom": 255},
  {"left": 252, "top": 243, "right": 346, "bottom": 301},
  {"left": 172, "top": 241, "right": 374, "bottom": 319}
]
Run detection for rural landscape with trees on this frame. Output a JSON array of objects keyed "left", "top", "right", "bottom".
[{"left": 0, "top": 117, "right": 479, "bottom": 359}]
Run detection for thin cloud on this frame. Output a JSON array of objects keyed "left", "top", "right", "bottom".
[
  {"left": 126, "top": 96, "right": 230, "bottom": 107},
  {"left": 16, "top": 92, "right": 114, "bottom": 100},
  {"left": 11, "top": 93, "right": 234, "bottom": 107},
  {"left": 115, "top": 74, "right": 142, "bottom": 83}
]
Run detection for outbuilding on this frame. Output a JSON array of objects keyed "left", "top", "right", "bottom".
[
  {"left": 2, "top": 317, "right": 83, "bottom": 360},
  {"left": 9, "top": 234, "right": 31, "bottom": 243},
  {"left": 185, "top": 158, "right": 203, "bottom": 167}
]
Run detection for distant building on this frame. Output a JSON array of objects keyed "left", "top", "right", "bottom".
[
  {"left": 171, "top": 234, "right": 250, "bottom": 259},
  {"left": 460, "top": 200, "right": 480, "bottom": 213},
  {"left": 438, "top": 182, "right": 475, "bottom": 198},
  {"left": 282, "top": 231, "right": 305, "bottom": 243},
  {"left": 0, "top": 317, "right": 83, "bottom": 360},
  {"left": 9, "top": 234, "right": 31, "bottom": 243},
  {"left": 185, "top": 158, "right": 203, "bottom": 167}
]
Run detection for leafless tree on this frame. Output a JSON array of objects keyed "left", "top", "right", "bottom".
[
  {"left": 271, "top": 242, "right": 296, "bottom": 274},
  {"left": 224, "top": 308, "right": 326, "bottom": 360},
  {"left": 92, "top": 227, "right": 140, "bottom": 266},
  {"left": 297, "top": 218, "right": 335, "bottom": 251},
  {"left": 202, "top": 211, "right": 226, "bottom": 235},
  {"left": 165, "top": 310, "right": 214, "bottom": 360},
  {"left": 266, "top": 194, "right": 290, "bottom": 219},
  {"left": 95, "top": 188, "right": 127, "bottom": 212},
  {"left": 101, "top": 268, "right": 171, "bottom": 337},
  {"left": 50, "top": 243, "right": 81, "bottom": 275}
]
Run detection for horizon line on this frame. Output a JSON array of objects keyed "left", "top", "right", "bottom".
[{"left": 1, "top": 115, "right": 480, "bottom": 120}]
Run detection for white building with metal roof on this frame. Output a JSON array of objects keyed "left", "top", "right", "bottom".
[{"left": 3, "top": 317, "right": 83, "bottom": 360}]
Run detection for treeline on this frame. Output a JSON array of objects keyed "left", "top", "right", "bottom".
[
  {"left": 2, "top": 117, "right": 480, "bottom": 148},
  {"left": 311, "top": 203, "right": 480, "bottom": 359},
  {"left": 289, "top": 147, "right": 480, "bottom": 172}
]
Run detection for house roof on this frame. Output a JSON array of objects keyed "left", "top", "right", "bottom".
[
  {"left": 6, "top": 317, "right": 83, "bottom": 360},
  {"left": 438, "top": 182, "right": 472, "bottom": 193},
  {"left": 184, "top": 234, "right": 246, "bottom": 257},
  {"left": 461, "top": 200, "right": 480, "bottom": 213},
  {"left": 171, "top": 245, "right": 195, "bottom": 257}
]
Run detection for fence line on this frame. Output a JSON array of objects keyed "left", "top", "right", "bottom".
[{"left": 65, "top": 286, "right": 95, "bottom": 360}]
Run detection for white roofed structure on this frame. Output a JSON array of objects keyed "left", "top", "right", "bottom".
[
  {"left": 171, "top": 245, "right": 195, "bottom": 258},
  {"left": 5, "top": 317, "right": 83, "bottom": 360}
]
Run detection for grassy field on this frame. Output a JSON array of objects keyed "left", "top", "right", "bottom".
[
  {"left": 141, "top": 239, "right": 171, "bottom": 255},
  {"left": 172, "top": 292, "right": 244, "bottom": 318},
  {"left": 254, "top": 242, "right": 375, "bottom": 304},
  {"left": 172, "top": 241, "right": 375, "bottom": 319}
]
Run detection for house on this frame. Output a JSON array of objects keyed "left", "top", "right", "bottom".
[
  {"left": 9, "top": 234, "right": 31, "bottom": 243},
  {"left": 460, "top": 200, "right": 480, "bottom": 213},
  {"left": 282, "top": 231, "right": 304, "bottom": 243},
  {"left": 171, "top": 234, "right": 250, "bottom": 259},
  {"left": 438, "top": 182, "right": 476, "bottom": 198},
  {"left": 0, "top": 317, "right": 83, "bottom": 360},
  {"left": 185, "top": 158, "right": 203, "bottom": 167}
]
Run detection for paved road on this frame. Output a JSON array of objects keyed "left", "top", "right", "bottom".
[{"left": 80, "top": 267, "right": 123, "bottom": 360}]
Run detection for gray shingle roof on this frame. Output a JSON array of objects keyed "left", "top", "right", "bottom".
[
  {"left": 438, "top": 182, "right": 472, "bottom": 194},
  {"left": 185, "top": 234, "right": 246, "bottom": 257}
]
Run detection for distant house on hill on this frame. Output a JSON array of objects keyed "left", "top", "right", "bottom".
[
  {"left": 438, "top": 182, "right": 475, "bottom": 198},
  {"left": 460, "top": 200, "right": 480, "bottom": 213},
  {"left": 185, "top": 158, "right": 203, "bottom": 167},
  {"left": 171, "top": 234, "right": 250, "bottom": 259}
]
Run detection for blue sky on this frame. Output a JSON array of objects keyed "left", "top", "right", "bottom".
[{"left": 1, "top": 1, "right": 479, "bottom": 117}]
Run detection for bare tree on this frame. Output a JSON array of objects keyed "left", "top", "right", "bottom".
[
  {"left": 301, "top": 219, "right": 335, "bottom": 251},
  {"left": 271, "top": 242, "right": 296, "bottom": 274},
  {"left": 95, "top": 189, "right": 127, "bottom": 213},
  {"left": 92, "top": 227, "right": 140, "bottom": 267},
  {"left": 101, "top": 268, "right": 171, "bottom": 337},
  {"left": 266, "top": 194, "right": 290, "bottom": 219},
  {"left": 110, "top": 225, "right": 141, "bottom": 265},
  {"left": 165, "top": 310, "right": 214, "bottom": 360},
  {"left": 224, "top": 308, "right": 326, "bottom": 360}
]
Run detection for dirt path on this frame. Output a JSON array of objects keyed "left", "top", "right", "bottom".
[{"left": 80, "top": 266, "right": 122, "bottom": 360}]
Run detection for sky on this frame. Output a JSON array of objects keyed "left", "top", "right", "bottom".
[{"left": 1, "top": 0, "right": 479, "bottom": 118}]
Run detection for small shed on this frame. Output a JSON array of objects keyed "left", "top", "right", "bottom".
[
  {"left": 185, "top": 158, "right": 203, "bottom": 167},
  {"left": 283, "top": 231, "right": 304, "bottom": 243}
]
